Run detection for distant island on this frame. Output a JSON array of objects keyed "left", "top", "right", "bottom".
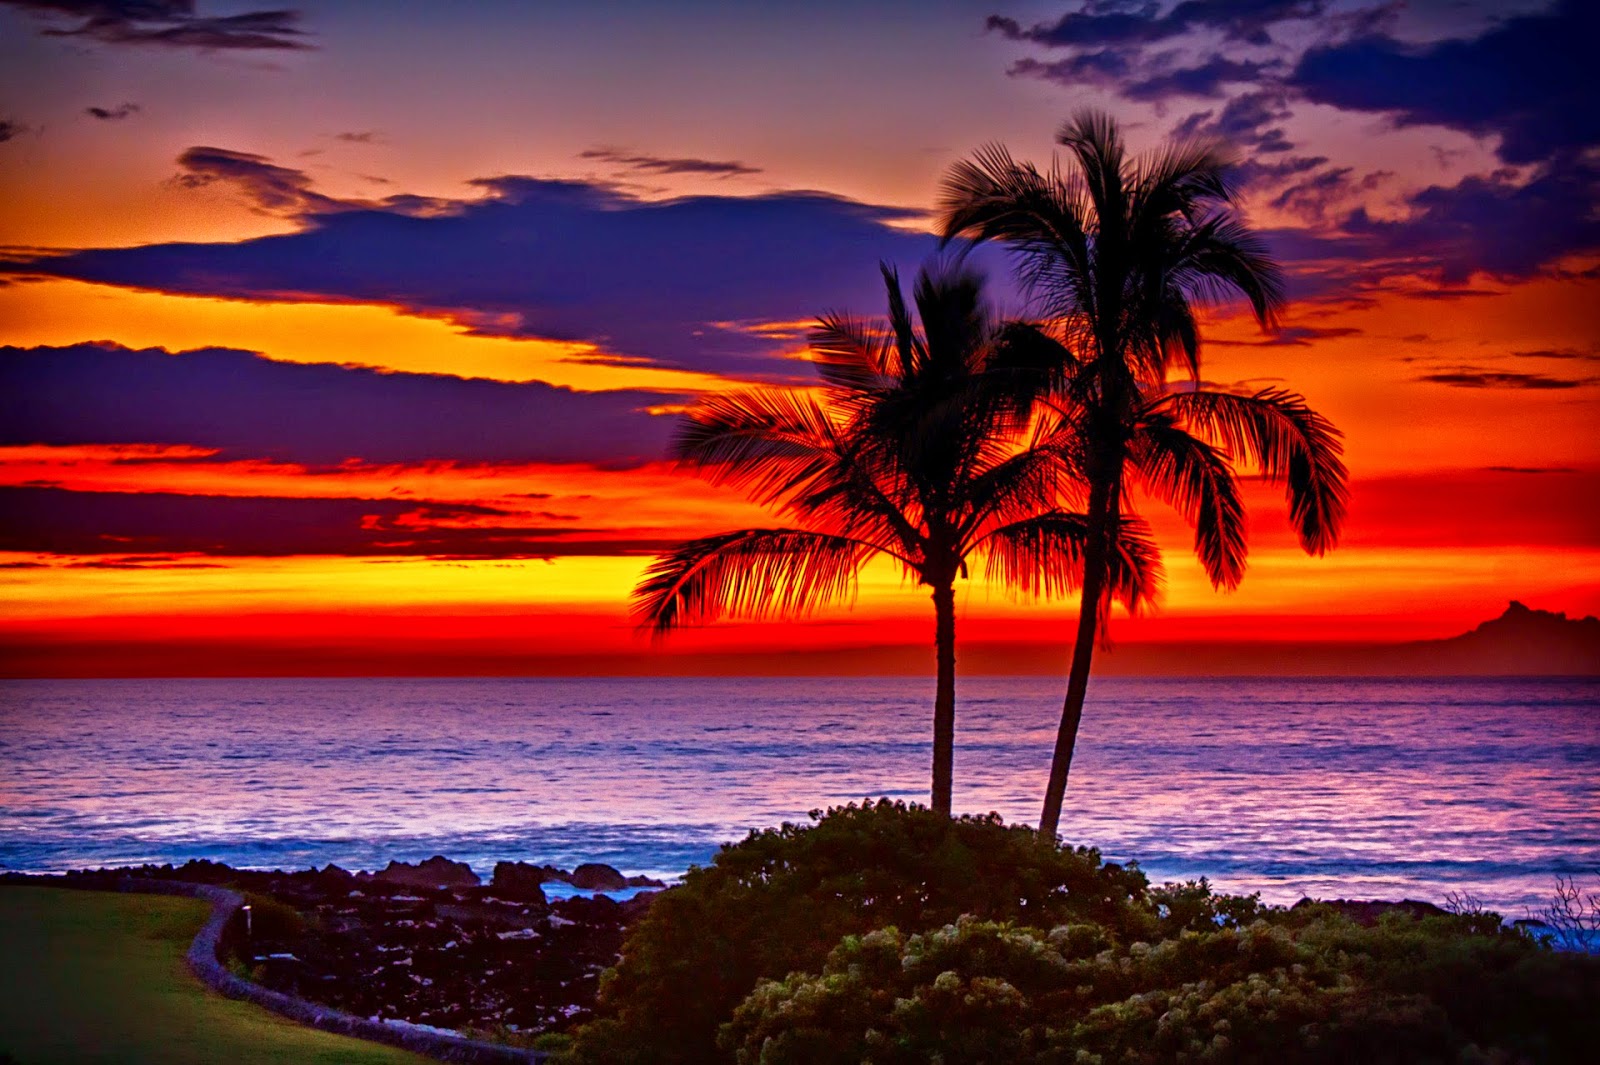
[{"left": 1072, "top": 601, "right": 1600, "bottom": 677}]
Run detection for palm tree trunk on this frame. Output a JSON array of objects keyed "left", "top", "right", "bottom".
[
  {"left": 931, "top": 581, "right": 957, "bottom": 816},
  {"left": 1038, "top": 475, "right": 1114, "bottom": 839}
]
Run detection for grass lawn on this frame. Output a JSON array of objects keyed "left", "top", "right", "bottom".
[{"left": 0, "top": 886, "right": 429, "bottom": 1065}]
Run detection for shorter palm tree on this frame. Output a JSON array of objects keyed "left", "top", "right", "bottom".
[{"left": 634, "top": 264, "right": 1160, "bottom": 816}]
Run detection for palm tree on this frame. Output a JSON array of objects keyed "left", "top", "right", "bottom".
[
  {"left": 940, "top": 111, "right": 1350, "bottom": 839},
  {"left": 633, "top": 263, "right": 1159, "bottom": 816}
]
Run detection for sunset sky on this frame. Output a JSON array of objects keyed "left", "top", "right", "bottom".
[{"left": 1, "top": 0, "right": 1596, "bottom": 676}]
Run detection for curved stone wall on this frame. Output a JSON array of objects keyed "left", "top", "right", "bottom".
[{"left": 120, "top": 878, "right": 547, "bottom": 1064}]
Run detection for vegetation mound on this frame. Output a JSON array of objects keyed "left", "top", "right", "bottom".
[{"left": 568, "top": 802, "right": 1597, "bottom": 1064}]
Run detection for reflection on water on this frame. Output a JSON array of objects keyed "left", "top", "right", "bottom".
[{"left": 1, "top": 676, "right": 1596, "bottom": 913}]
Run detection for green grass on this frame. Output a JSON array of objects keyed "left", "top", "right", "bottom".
[{"left": 0, "top": 886, "right": 429, "bottom": 1065}]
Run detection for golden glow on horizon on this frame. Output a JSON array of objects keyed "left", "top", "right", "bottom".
[
  {"left": 6, "top": 543, "right": 1596, "bottom": 634},
  {"left": 0, "top": 280, "right": 734, "bottom": 393}
]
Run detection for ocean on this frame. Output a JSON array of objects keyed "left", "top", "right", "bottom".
[{"left": 2, "top": 675, "right": 1596, "bottom": 916}]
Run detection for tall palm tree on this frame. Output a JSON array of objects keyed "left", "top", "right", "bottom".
[
  {"left": 940, "top": 111, "right": 1350, "bottom": 839},
  {"left": 633, "top": 263, "right": 1160, "bottom": 816}
]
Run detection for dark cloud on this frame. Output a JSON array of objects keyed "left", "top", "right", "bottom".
[
  {"left": 169, "top": 145, "right": 343, "bottom": 214},
  {"left": 0, "top": 486, "right": 665, "bottom": 559},
  {"left": 1231, "top": 152, "right": 1327, "bottom": 190},
  {"left": 335, "top": 130, "right": 378, "bottom": 143},
  {"left": 0, "top": 343, "right": 679, "bottom": 468},
  {"left": 1511, "top": 348, "right": 1600, "bottom": 362},
  {"left": 0, "top": 119, "right": 28, "bottom": 143},
  {"left": 1123, "top": 57, "right": 1279, "bottom": 100},
  {"left": 1342, "top": 156, "right": 1600, "bottom": 282},
  {"left": 1481, "top": 465, "right": 1577, "bottom": 475},
  {"left": 1400, "top": 286, "right": 1501, "bottom": 301},
  {"left": 1170, "top": 89, "right": 1296, "bottom": 152},
  {"left": 989, "top": 2, "right": 1598, "bottom": 293},
  {"left": 1292, "top": 1, "right": 1598, "bottom": 165},
  {"left": 1211, "top": 324, "right": 1361, "bottom": 347},
  {"left": 86, "top": 102, "right": 140, "bottom": 120},
  {"left": 4, "top": 155, "right": 939, "bottom": 377},
  {"left": 1248, "top": 150, "right": 1600, "bottom": 295},
  {"left": 1, "top": 1, "right": 311, "bottom": 51},
  {"left": 1270, "top": 165, "right": 1354, "bottom": 220},
  {"left": 1415, "top": 370, "right": 1592, "bottom": 390},
  {"left": 579, "top": 147, "right": 762, "bottom": 178},
  {"left": 987, "top": 1, "right": 1326, "bottom": 49}
]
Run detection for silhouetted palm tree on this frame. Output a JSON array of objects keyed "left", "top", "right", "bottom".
[
  {"left": 634, "top": 263, "right": 1159, "bottom": 816},
  {"left": 940, "top": 111, "right": 1349, "bottom": 839}
]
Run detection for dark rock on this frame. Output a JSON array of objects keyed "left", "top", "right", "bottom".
[
  {"left": 367, "top": 856, "right": 480, "bottom": 890},
  {"left": 1293, "top": 897, "right": 1448, "bottom": 925},
  {"left": 554, "top": 893, "right": 621, "bottom": 923},
  {"left": 490, "top": 861, "right": 555, "bottom": 901},
  {"left": 625, "top": 873, "right": 667, "bottom": 889},
  {"left": 620, "top": 889, "right": 661, "bottom": 922},
  {"left": 569, "top": 862, "right": 628, "bottom": 891},
  {"left": 435, "top": 900, "right": 542, "bottom": 928}
]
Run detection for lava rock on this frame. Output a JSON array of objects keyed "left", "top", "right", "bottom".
[
  {"left": 569, "top": 863, "right": 628, "bottom": 891},
  {"left": 1293, "top": 897, "right": 1448, "bottom": 925},
  {"left": 490, "top": 861, "right": 555, "bottom": 901},
  {"left": 368, "top": 856, "right": 481, "bottom": 890},
  {"left": 620, "top": 889, "right": 661, "bottom": 922}
]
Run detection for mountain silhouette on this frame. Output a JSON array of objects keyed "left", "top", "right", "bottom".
[
  {"left": 1404, "top": 600, "right": 1599, "bottom": 675},
  {"left": 1069, "top": 600, "right": 1600, "bottom": 676}
]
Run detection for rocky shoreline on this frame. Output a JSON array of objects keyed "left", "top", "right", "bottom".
[
  {"left": 4, "top": 856, "right": 666, "bottom": 1043},
  {"left": 7, "top": 857, "right": 1577, "bottom": 1053}
]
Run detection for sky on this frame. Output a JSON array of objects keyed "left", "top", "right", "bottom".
[{"left": 0, "top": 0, "right": 1596, "bottom": 676}]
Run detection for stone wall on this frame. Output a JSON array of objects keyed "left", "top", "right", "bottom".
[{"left": 120, "top": 878, "right": 547, "bottom": 1064}]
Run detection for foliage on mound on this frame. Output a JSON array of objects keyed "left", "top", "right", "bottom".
[
  {"left": 567, "top": 802, "right": 1600, "bottom": 1064},
  {"left": 721, "top": 911, "right": 1598, "bottom": 1064},
  {"left": 569, "top": 800, "right": 1158, "bottom": 1063}
]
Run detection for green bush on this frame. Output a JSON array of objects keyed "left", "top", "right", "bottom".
[
  {"left": 569, "top": 800, "right": 1152, "bottom": 1064},
  {"left": 722, "top": 914, "right": 1599, "bottom": 1064},
  {"left": 569, "top": 802, "right": 1598, "bottom": 1063}
]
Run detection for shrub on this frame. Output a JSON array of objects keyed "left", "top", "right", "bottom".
[
  {"left": 569, "top": 800, "right": 1151, "bottom": 1064},
  {"left": 570, "top": 802, "right": 1597, "bottom": 1063},
  {"left": 722, "top": 914, "right": 1600, "bottom": 1065}
]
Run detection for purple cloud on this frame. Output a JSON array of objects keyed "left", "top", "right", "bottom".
[
  {"left": 0, "top": 343, "right": 679, "bottom": 468},
  {"left": 86, "top": 102, "right": 141, "bottom": 120},
  {"left": 1292, "top": 0, "right": 1598, "bottom": 165},
  {"left": 4, "top": 152, "right": 941, "bottom": 377},
  {"left": 578, "top": 147, "right": 762, "bottom": 178},
  {"left": 1, "top": 1, "right": 311, "bottom": 51},
  {"left": 988, "top": 1, "right": 1326, "bottom": 49},
  {"left": 0, "top": 486, "right": 668, "bottom": 559},
  {"left": 1341, "top": 156, "right": 1600, "bottom": 283},
  {"left": 1416, "top": 369, "right": 1594, "bottom": 391}
]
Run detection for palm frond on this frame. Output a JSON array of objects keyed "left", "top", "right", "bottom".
[
  {"left": 981, "top": 511, "right": 1091, "bottom": 600},
  {"left": 809, "top": 311, "right": 890, "bottom": 393},
  {"left": 673, "top": 388, "right": 841, "bottom": 507},
  {"left": 979, "top": 510, "right": 1163, "bottom": 611},
  {"left": 631, "top": 528, "right": 873, "bottom": 638},
  {"left": 1165, "top": 387, "right": 1348, "bottom": 554},
  {"left": 937, "top": 144, "right": 1097, "bottom": 325},
  {"left": 881, "top": 263, "right": 924, "bottom": 379},
  {"left": 1168, "top": 211, "right": 1286, "bottom": 329},
  {"left": 1103, "top": 513, "right": 1165, "bottom": 614},
  {"left": 1057, "top": 110, "right": 1127, "bottom": 233},
  {"left": 1130, "top": 419, "right": 1248, "bottom": 590}
]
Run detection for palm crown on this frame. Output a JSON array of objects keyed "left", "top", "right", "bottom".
[{"left": 634, "top": 263, "right": 1158, "bottom": 814}]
